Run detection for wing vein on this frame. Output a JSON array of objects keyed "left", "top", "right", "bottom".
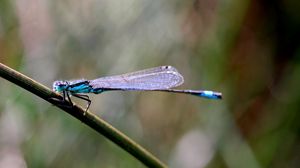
[{"left": 89, "top": 66, "right": 184, "bottom": 90}]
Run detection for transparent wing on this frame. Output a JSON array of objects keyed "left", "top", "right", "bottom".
[{"left": 89, "top": 66, "right": 184, "bottom": 90}]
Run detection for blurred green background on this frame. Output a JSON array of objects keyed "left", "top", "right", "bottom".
[{"left": 1, "top": 0, "right": 300, "bottom": 167}]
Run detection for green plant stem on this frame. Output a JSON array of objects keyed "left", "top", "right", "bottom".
[{"left": 0, "top": 63, "right": 167, "bottom": 168}]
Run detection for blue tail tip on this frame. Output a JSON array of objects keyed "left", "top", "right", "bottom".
[{"left": 200, "top": 91, "right": 222, "bottom": 99}]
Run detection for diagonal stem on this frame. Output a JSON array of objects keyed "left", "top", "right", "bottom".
[{"left": 0, "top": 63, "right": 167, "bottom": 168}]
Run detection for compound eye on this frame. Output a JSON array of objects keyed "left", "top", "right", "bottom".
[{"left": 53, "top": 81, "right": 66, "bottom": 92}]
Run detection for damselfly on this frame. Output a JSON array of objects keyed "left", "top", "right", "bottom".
[{"left": 53, "top": 66, "right": 222, "bottom": 112}]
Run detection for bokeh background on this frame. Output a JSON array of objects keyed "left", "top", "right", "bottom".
[{"left": 1, "top": 0, "right": 300, "bottom": 167}]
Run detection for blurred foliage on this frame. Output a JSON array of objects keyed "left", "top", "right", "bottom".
[{"left": 1, "top": 0, "right": 300, "bottom": 167}]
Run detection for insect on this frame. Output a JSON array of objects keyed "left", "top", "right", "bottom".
[{"left": 53, "top": 66, "right": 222, "bottom": 112}]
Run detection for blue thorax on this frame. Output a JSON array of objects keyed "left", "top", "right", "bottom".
[{"left": 53, "top": 80, "right": 103, "bottom": 94}]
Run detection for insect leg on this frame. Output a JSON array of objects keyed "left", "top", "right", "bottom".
[
  {"left": 72, "top": 94, "right": 91, "bottom": 115},
  {"left": 64, "top": 91, "right": 73, "bottom": 105}
]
